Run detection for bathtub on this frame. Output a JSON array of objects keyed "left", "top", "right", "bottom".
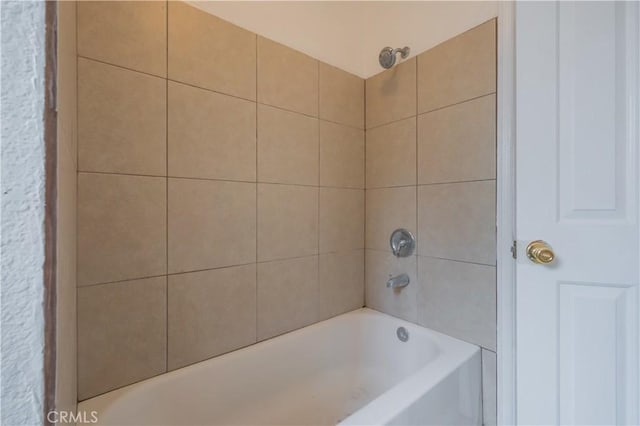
[{"left": 78, "top": 308, "right": 481, "bottom": 425}]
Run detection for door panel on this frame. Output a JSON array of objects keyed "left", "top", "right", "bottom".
[
  {"left": 558, "top": 2, "right": 632, "bottom": 221},
  {"left": 558, "top": 283, "right": 635, "bottom": 425},
  {"left": 515, "top": 2, "right": 639, "bottom": 424}
]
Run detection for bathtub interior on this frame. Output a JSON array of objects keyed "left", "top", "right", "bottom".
[{"left": 78, "top": 309, "right": 479, "bottom": 426}]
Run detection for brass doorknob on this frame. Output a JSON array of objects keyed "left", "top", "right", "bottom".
[{"left": 526, "top": 240, "right": 555, "bottom": 264}]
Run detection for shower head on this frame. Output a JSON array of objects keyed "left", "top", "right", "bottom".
[{"left": 379, "top": 46, "right": 410, "bottom": 69}]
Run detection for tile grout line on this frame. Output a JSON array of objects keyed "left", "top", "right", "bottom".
[
  {"left": 77, "top": 54, "right": 365, "bottom": 131},
  {"left": 363, "top": 76, "right": 368, "bottom": 308},
  {"left": 165, "top": 0, "right": 169, "bottom": 374},
  {"left": 493, "top": 23, "right": 498, "bottom": 362},
  {"left": 254, "top": 32, "right": 259, "bottom": 343},
  {"left": 365, "top": 247, "right": 498, "bottom": 268},
  {"left": 418, "top": 91, "right": 497, "bottom": 116},
  {"left": 79, "top": 250, "right": 352, "bottom": 290},
  {"left": 365, "top": 90, "right": 496, "bottom": 132},
  {"left": 367, "top": 179, "right": 497, "bottom": 190},
  {"left": 415, "top": 57, "right": 420, "bottom": 321},
  {"left": 76, "top": 170, "right": 367, "bottom": 190},
  {"left": 76, "top": 55, "right": 166, "bottom": 80},
  {"left": 316, "top": 59, "right": 321, "bottom": 320},
  {"left": 480, "top": 349, "right": 486, "bottom": 423},
  {"left": 74, "top": 0, "right": 80, "bottom": 390}
]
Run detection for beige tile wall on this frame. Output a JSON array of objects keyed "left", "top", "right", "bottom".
[
  {"left": 77, "top": 1, "right": 364, "bottom": 400},
  {"left": 364, "top": 19, "right": 497, "bottom": 425},
  {"left": 168, "top": 1, "right": 256, "bottom": 100},
  {"left": 77, "top": 277, "right": 167, "bottom": 400},
  {"left": 76, "top": 4, "right": 495, "bottom": 421},
  {"left": 167, "top": 265, "right": 257, "bottom": 370}
]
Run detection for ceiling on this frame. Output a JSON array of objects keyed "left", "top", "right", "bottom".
[{"left": 189, "top": 1, "right": 498, "bottom": 79}]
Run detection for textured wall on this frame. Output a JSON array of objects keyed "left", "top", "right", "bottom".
[
  {"left": 0, "top": 1, "right": 47, "bottom": 424},
  {"left": 76, "top": 1, "right": 365, "bottom": 400}
]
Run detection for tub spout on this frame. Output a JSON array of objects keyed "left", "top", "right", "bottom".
[{"left": 386, "top": 273, "right": 410, "bottom": 289}]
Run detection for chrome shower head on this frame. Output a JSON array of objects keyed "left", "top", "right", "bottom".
[{"left": 379, "top": 46, "right": 410, "bottom": 69}]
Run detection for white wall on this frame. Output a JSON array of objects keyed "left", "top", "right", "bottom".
[
  {"left": 191, "top": 1, "right": 498, "bottom": 78},
  {"left": 0, "top": 1, "right": 47, "bottom": 425}
]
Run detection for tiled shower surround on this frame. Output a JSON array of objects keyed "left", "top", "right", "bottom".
[
  {"left": 364, "top": 20, "right": 497, "bottom": 424},
  {"left": 77, "top": 1, "right": 364, "bottom": 400},
  {"left": 76, "top": 2, "right": 497, "bottom": 422}
]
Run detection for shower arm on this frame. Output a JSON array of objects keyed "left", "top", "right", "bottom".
[{"left": 391, "top": 47, "right": 410, "bottom": 59}]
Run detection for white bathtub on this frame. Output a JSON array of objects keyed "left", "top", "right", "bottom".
[{"left": 78, "top": 308, "right": 481, "bottom": 425}]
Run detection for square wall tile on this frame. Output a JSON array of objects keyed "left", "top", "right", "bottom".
[
  {"left": 366, "top": 58, "right": 416, "bottom": 129},
  {"left": 168, "top": 179, "right": 256, "bottom": 274},
  {"left": 168, "top": 264, "right": 257, "bottom": 370},
  {"left": 482, "top": 349, "right": 497, "bottom": 426},
  {"left": 418, "top": 19, "right": 496, "bottom": 113},
  {"left": 78, "top": 58, "right": 166, "bottom": 176},
  {"left": 257, "top": 184, "right": 318, "bottom": 262},
  {"left": 417, "top": 257, "right": 496, "bottom": 350},
  {"left": 365, "top": 250, "right": 417, "bottom": 322},
  {"left": 319, "top": 188, "right": 364, "bottom": 253},
  {"left": 258, "top": 37, "right": 319, "bottom": 116},
  {"left": 319, "top": 250, "right": 364, "bottom": 320},
  {"left": 257, "top": 105, "right": 319, "bottom": 186},
  {"left": 319, "top": 63, "right": 364, "bottom": 129},
  {"left": 57, "top": 0, "right": 78, "bottom": 173},
  {"left": 366, "top": 187, "right": 416, "bottom": 252},
  {"left": 418, "top": 181, "right": 496, "bottom": 265},
  {"left": 258, "top": 256, "right": 319, "bottom": 340},
  {"left": 77, "top": 173, "right": 166, "bottom": 286},
  {"left": 78, "top": 1, "right": 166, "bottom": 77},
  {"left": 319, "top": 121, "right": 365, "bottom": 189},
  {"left": 168, "top": 81, "right": 256, "bottom": 181},
  {"left": 78, "top": 277, "right": 166, "bottom": 400},
  {"left": 418, "top": 94, "right": 496, "bottom": 185},
  {"left": 366, "top": 117, "right": 417, "bottom": 188},
  {"left": 168, "top": 2, "right": 256, "bottom": 100}
]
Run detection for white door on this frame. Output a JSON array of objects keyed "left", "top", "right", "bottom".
[{"left": 515, "top": 1, "right": 639, "bottom": 424}]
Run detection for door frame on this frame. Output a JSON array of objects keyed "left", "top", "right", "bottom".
[{"left": 496, "top": 1, "right": 516, "bottom": 424}]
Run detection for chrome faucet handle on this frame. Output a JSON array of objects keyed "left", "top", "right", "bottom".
[{"left": 390, "top": 229, "right": 415, "bottom": 257}]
